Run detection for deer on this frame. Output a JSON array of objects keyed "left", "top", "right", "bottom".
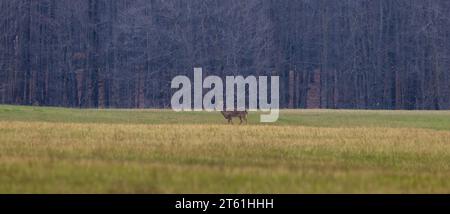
[{"left": 220, "top": 110, "right": 248, "bottom": 124}]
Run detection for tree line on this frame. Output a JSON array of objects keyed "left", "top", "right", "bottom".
[{"left": 1, "top": 0, "right": 449, "bottom": 109}]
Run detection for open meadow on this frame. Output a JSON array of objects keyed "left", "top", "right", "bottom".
[{"left": 0, "top": 105, "right": 450, "bottom": 193}]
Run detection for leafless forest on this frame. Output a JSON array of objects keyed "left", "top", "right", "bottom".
[{"left": 1, "top": 0, "right": 449, "bottom": 109}]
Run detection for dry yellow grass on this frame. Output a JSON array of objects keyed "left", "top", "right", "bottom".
[{"left": 1, "top": 117, "right": 450, "bottom": 193}]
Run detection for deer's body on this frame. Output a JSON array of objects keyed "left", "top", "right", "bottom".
[{"left": 221, "top": 110, "right": 248, "bottom": 124}]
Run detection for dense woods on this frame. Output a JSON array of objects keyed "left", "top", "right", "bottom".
[{"left": 1, "top": 0, "right": 450, "bottom": 109}]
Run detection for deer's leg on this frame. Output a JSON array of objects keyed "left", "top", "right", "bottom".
[{"left": 239, "top": 116, "right": 243, "bottom": 124}]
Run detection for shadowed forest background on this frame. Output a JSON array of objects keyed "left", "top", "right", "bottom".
[{"left": 1, "top": 0, "right": 450, "bottom": 109}]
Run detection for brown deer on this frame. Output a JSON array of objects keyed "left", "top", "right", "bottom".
[{"left": 221, "top": 110, "right": 248, "bottom": 124}]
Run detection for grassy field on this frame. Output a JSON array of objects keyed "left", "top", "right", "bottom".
[{"left": 0, "top": 104, "right": 450, "bottom": 193}]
